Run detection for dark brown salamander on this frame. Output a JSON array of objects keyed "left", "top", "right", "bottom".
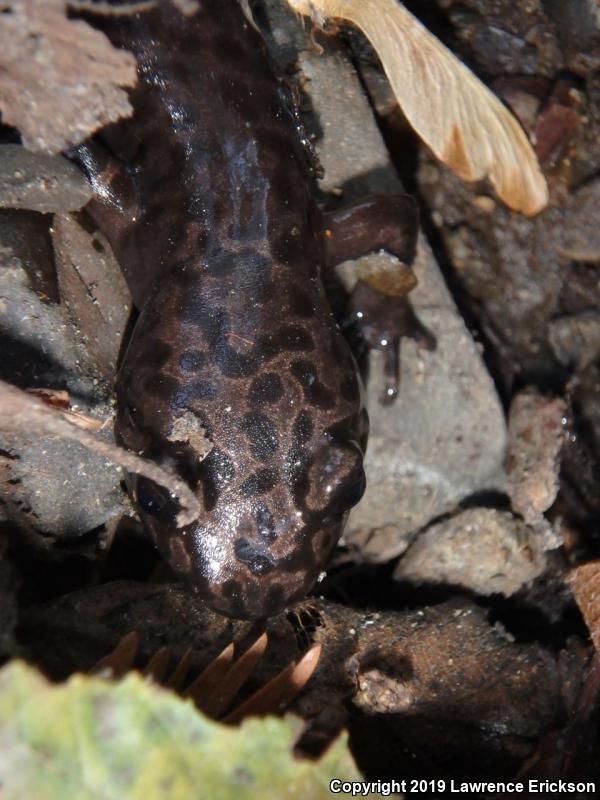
[{"left": 73, "top": 0, "right": 432, "bottom": 619}]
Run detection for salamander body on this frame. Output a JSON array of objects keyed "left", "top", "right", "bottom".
[{"left": 78, "top": 0, "right": 368, "bottom": 618}]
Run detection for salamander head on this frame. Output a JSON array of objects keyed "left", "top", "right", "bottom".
[
  {"left": 128, "top": 435, "right": 365, "bottom": 619},
  {"left": 114, "top": 243, "right": 369, "bottom": 618}
]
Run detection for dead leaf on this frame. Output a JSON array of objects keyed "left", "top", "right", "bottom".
[{"left": 0, "top": 0, "right": 137, "bottom": 153}]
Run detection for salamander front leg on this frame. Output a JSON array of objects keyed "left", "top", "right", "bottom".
[
  {"left": 321, "top": 194, "right": 419, "bottom": 265},
  {"left": 67, "top": 141, "right": 140, "bottom": 233},
  {"left": 346, "top": 280, "right": 436, "bottom": 404},
  {"left": 321, "top": 194, "right": 436, "bottom": 404}
]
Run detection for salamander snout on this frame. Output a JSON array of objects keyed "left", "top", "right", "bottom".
[{"left": 130, "top": 438, "right": 365, "bottom": 619}]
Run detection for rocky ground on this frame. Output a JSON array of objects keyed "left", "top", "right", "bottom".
[{"left": 1, "top": 0, "right": 600, "bottom": 793}]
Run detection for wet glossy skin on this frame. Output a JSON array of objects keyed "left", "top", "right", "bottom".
[{"left": 76, "top": 0, "right": 368, "bottom": 618}]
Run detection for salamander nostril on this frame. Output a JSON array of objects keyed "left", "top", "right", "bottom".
[{"left": 234, "top": 538, "right": 276, "bottom": 576}]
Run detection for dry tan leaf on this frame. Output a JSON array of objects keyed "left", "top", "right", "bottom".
[
  {"left": 287, "top": 0, "right": 548, "bottom": 216},
  {"left": 0, "top": 0, "right": 137, "bottom": 153}
]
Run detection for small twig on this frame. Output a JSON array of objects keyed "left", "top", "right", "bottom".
[
  {"left": 26, "top": 387, "right": 106, "bottom": 432},
  {"left": 0, "top": 379, "right": 202, "bottom": 527},
  {"left": 66, "top": 0, "right": 157, "bottom": 16}
]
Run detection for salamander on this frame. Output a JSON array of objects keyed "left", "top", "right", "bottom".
[{"left": 73, "top": 0, "right": 432, "bottom": 619}]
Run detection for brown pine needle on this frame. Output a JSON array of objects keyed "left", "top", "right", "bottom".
[
  {"left": 278, "top": 643, "right": 322, "bottom": 707},
  {"left": 143, "top": 646, "right": 171, "bottom": 683},
  {"left": 91, "top": 631, "right": 139, "bottom": 677},
  {"left": 164, "top": 648, "right": 194, "bottom": 691},
  {"left": 199, "top": 633, "right": 269, "bottom": 718},
  {"left": 223, "top": 644, "right": 321, "bottom": 724},
  {"left": 183, "top": 642, "right": 236, "bottom": 707},
  {"left": 91, "top": 631, "right": 318, "bottom": 723}
]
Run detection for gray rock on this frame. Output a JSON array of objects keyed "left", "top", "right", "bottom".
[
  {"left": 293, "top": 38, "right": 507, "bottom": 562},
  {"left": 0, "top": 262, "right": 94, "bottom": 393},
  {"left": 560, "top": 177, "right": 600, "bottom": 263},
  {"left": 4, "top": 432, "right": 123, "bottom": 538},
  {"left": 0, "top": 145, "right": 92, "bottom": 213},
  {"left": 394, "top": 508, "right": 547, "bottom": 596},
  {"left": 548, "top": 310, "right": 600, "bottom": 371},
  {"left": 543, "top": 0, "right": 600, "bottom": 51},
  {"left": 0, "top": 238, "right": 125, "bottom": 538}
]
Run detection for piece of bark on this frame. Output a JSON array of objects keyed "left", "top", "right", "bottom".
[
  {"left": 560, "top": 177, "right": 600, "bottom": 263},
  {"left": 0, "top": 0, "right": 136, "bottom": 153},
  {"left": 52, "top": 213, "right": 132, "bottom": 385},
  {"left": 548, "top": 311, "right": 600, "bottom": 371},
  {"left": 570, "top": 562, "right": 600, "bottom": 652}
]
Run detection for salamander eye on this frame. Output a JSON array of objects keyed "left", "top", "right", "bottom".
[
  {"left": 306, "top": 442, "right": 365, "bottom": 514},
  {"left": 137, "top": 483, "right": 163, "bottom": 515},
  {"left": 135, "top": 477, "right": 177, "bottom": 522},
  {"left": 345, "top": 469, "right": 366, "bottom": 507}
]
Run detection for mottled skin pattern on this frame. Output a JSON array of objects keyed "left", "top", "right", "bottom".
[{"left": 75, "top": 0, "right": 369, "bottom": 618}]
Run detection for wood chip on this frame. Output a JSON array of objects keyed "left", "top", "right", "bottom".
[{"left": 569, "top": 562, "right": 600, "bottom": 652}]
